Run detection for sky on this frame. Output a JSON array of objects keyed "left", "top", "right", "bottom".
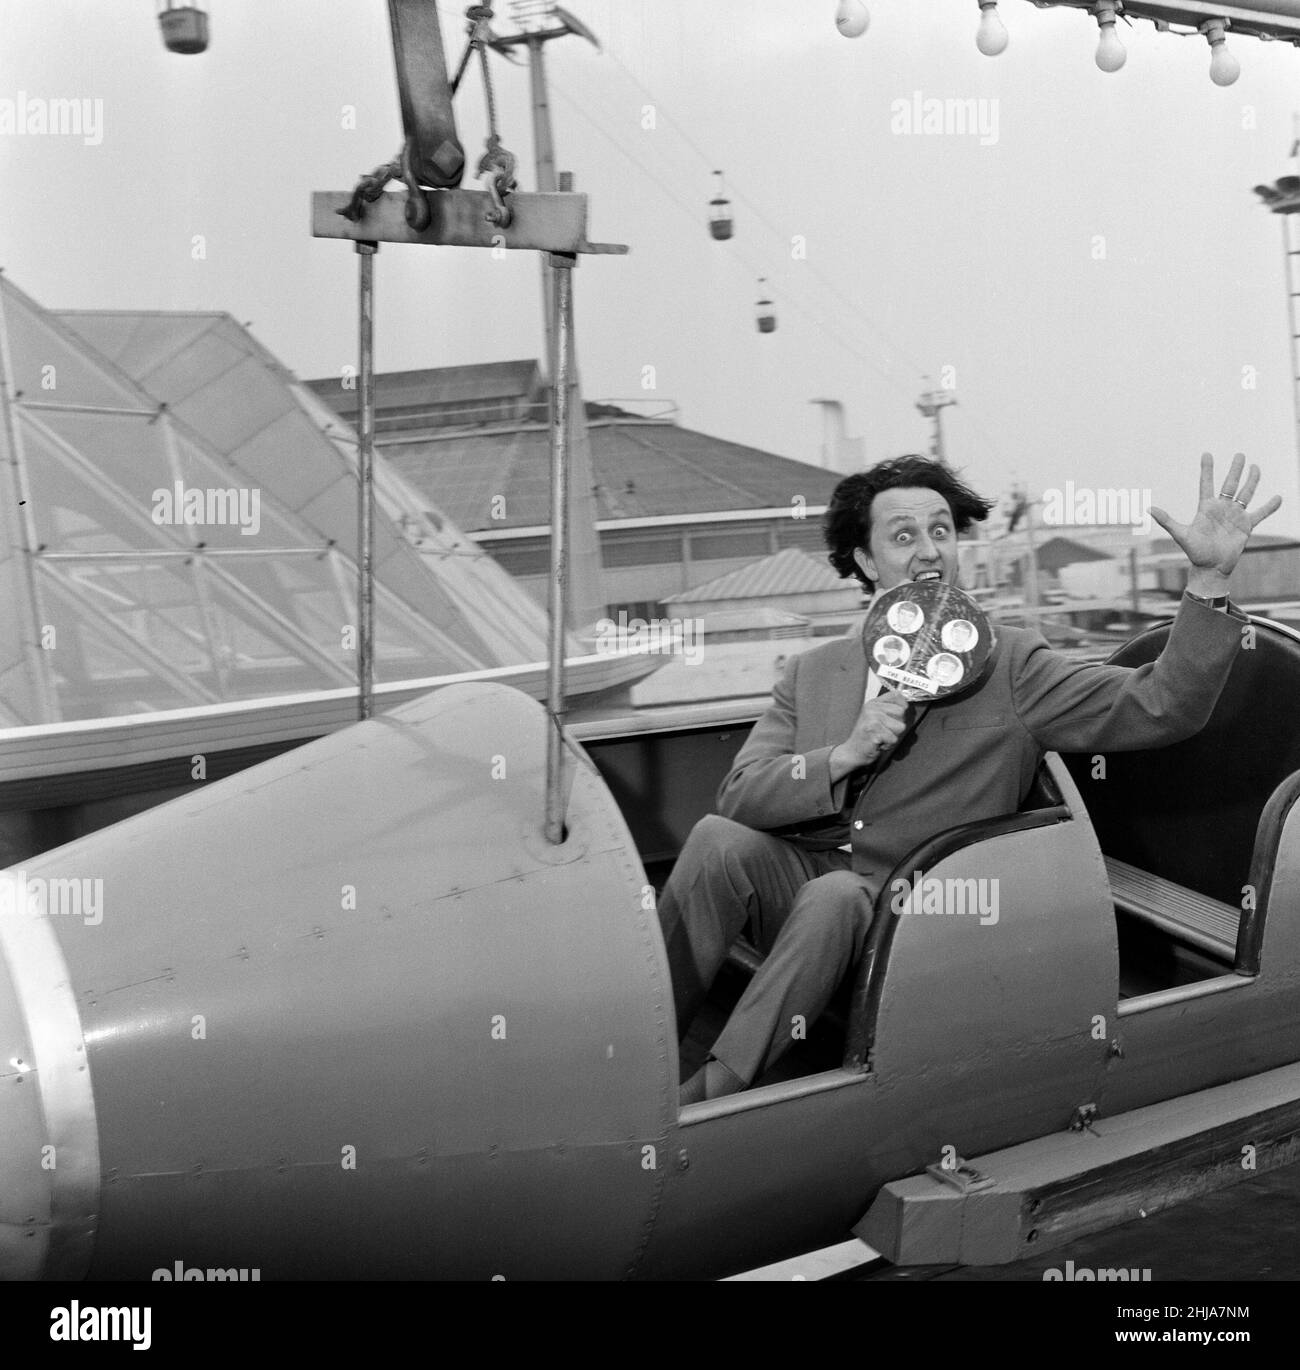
[{"left": 3, "top": 0, "right": 1300, "bottom": 538}]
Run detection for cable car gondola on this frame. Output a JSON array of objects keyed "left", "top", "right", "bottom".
[
  {"left": 158, "top": 2, "right": 209, "bottom": 54},
  {"left": 708, "top": 170, "right": 733, "bottom": 241},
  {"left": 755, "top": 277, "right": 776, "bottom": 333}
]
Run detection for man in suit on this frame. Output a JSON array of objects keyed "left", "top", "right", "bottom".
[{"left": 661, "top": 452, "right": 1281, "bottom": 1105}]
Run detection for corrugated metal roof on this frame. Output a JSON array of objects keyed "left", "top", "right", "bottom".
[
  {"left": 664, "top": 548, "right": 845, "bottom": 604},
  {"left": 305, "top": 360, "right": 540, "bottom": 414},
  {"left": 381, "top": 418, "right": 842, "bottom": 531}
]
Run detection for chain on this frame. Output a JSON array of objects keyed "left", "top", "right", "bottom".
[
  {"left": 468, "top": 6, "right": 500, "bottom": 141},
  {"left": 466, "top": 4, "right": 517, "bottom": 228}
]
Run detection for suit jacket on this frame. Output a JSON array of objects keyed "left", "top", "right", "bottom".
[{"left": 715, "top": 596, "right": 1245, "bottom": 893}]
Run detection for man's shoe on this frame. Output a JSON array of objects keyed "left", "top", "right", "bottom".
[{"left": 678, "top": 1058, "right": 746, "bottom": 1107}]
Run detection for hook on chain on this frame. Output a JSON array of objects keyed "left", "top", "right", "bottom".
[
  {"left": 478, "top": 134, "right": 517, "bottom": 228},
  {"left": 400, "top": 136, "right": 432, "bottom": 231}
]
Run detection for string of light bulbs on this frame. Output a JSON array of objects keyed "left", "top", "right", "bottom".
[{"left": 832, "top": 0, "right": 1300, "bottom": 87}]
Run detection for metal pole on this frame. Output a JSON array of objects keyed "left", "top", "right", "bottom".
[
  {"left": 1283, "top": 211, "right": 1300, "bottom": 508},
  {"left": 356, "top": 240, "right": 377, "bottom": 721},
  {"left": 1291, "top": 116, "right": 1300, "bottom": 511},
  {"left": 519, "top": 31, "right": 603, "bottom": 631},
  {"left": 1022, "top": 496, "right": 1041, "bottom": 613},
  {"left": 544, "top": 254, "right": 575, "bottom": 843},
  {"left": 529, "top": 36, "right": 558, "bottom": 375}
]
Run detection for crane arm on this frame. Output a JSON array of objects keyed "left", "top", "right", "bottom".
[{"left": 388, "top": 0, "right": 465, "bottom": 190}]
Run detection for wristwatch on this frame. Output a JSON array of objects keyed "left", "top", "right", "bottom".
[{"left": 1184, "top": 589, "right": 1230, "bottom": 610}]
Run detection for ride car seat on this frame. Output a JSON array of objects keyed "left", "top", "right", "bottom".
[{"left": 1061, "top": 613, "right": 1300, "bottom": 921}]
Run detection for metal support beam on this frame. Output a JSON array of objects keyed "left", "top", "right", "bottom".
[
  {"left": 1284, "top": 212, "right": 1300, "bottom": 510},
  {"left": 529, "top": 36, "right": 558, "bottom": 371},
  {"left": 159, "top": 415, "right": 232, "bottom": 698},
  {"left": 19, "top": 402, "right": 162, "bottom": 418},
  {"left": 37, "top": 549, "right": 337, "bottom": 560},
  {"left": 312, "top": 190, "right": 626, "bottom": 255},
  {"left": 1043, "top": 0, "right": 1300, "bottom": 37},
  {"left": 0, "top": 283, "right": 61, "bottom": 722},
  {"left": 356, "top": 242, "right": 377, "bottom": 721},
  {"left": 545, "top": 254, "right": 575, "bottom": 845}
]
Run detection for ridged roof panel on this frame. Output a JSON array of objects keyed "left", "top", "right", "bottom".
[{"left": 664, "top": 547, "right": 846, "bottom": 603}]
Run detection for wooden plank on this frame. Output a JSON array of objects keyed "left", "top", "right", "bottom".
[
  {"left": 858, "top": 1062, "right": 1300, "bottom": 1268},
  {"left": 1016, "top": 1102, "right": 1300, "bottom": 1264},
  {"left": 311, "top": 190, "right": 627, "bottom": 254}
]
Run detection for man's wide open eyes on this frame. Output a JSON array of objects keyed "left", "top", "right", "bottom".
[{"left": 895, "top": 524, "right": 952, "bottom": 544}]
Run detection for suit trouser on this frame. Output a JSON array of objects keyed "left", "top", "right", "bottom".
[{"left": 656, "top": 813, "right": 880, "bottom": 1086}]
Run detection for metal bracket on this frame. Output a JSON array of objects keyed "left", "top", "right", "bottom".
[
  {"left": 1070, "top": 1102, "right": 1100, "bottom": 1134},
  {"left": 925, "top": 1159, "right": 995, "bottom": 1194}
]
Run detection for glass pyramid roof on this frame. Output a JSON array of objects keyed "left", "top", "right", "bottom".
[{"left": 0, "top": 275, "right": 553, "bottom": 724}]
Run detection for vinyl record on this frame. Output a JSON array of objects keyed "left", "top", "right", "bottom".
[{"left": 861, "top": 581, "right": 995, "bottom": 702}]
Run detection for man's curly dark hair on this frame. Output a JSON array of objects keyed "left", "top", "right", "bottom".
[{"left": 824, "top": 455, "right": 996, "bottom": 587}]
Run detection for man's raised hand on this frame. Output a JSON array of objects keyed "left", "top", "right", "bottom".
[{"left": 1149, "top": 452, "right": 1282, "bottom": 597}]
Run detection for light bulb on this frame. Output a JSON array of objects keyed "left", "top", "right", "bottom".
[
  {"left": 1095, "top": 4, "right": 1127, "bottom": 73},
  {"left": 976, "top": 1, "right": 1009, "bottom": 58},
  {"left": 1209, "top": 40, "right": 1241, "bottom": 86},
  {"left": 835, "top": 0, "right": 870, "bottom": 39}
]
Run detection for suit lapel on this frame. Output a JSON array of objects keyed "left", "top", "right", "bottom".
[{"left": 826, "top": 631, "right": 868, "bottom": 747}]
